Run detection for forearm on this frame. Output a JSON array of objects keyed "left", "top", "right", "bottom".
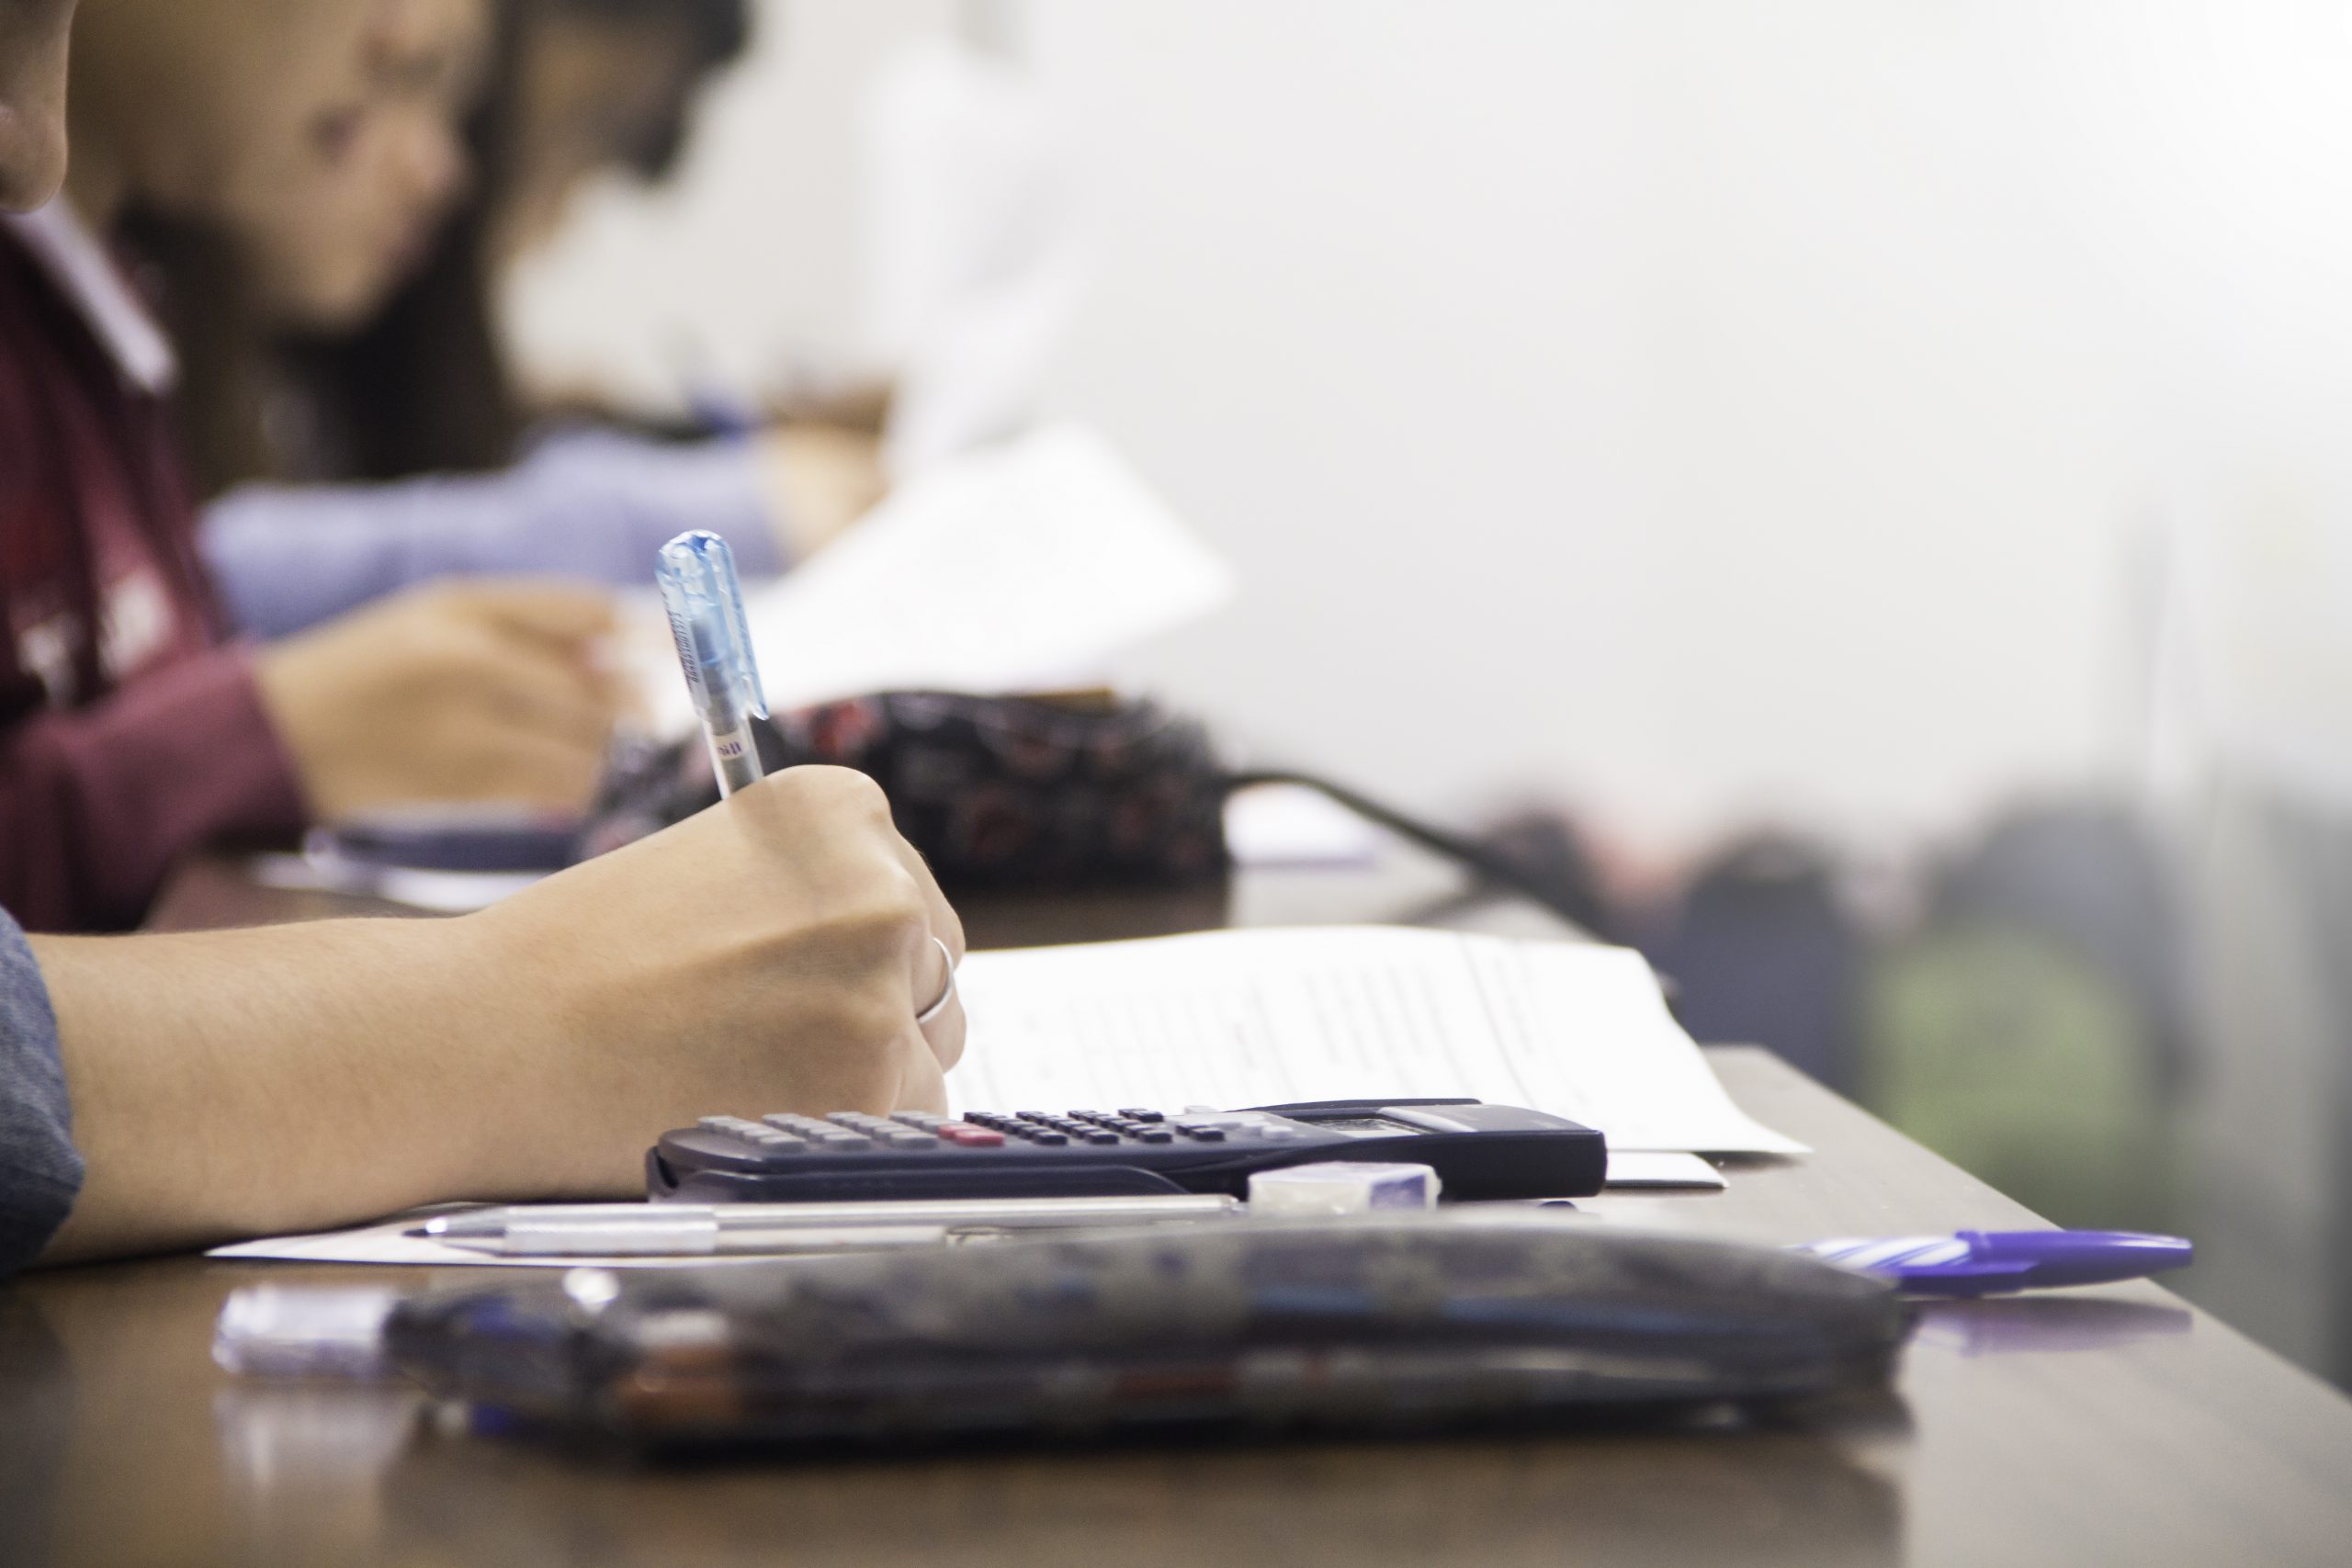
[
  {"left": 18, "top": 771, "right": 963, "bottom": 1267},
  {"left": 204, "top": 431, "right": 787, "bottom": 639},
  {"left": 28, "top": 915, "right": 582, "bottom": 1262}
]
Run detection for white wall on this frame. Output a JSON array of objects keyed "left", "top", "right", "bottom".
[
  {"left": 502, "top": 0, "right": 960, "bottom": 412},
  {"left": 509, "top": 0, "right": 2352, "bottom": 859}
]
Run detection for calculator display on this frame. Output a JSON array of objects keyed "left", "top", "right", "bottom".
[{"left": 1306, "top": 1115, "right": 1426, "bottom": 1137}]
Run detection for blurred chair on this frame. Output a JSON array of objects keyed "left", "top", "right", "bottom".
[
  {"left": 2175, "top": 781, "right": 2352, "bottom": 1384},
  {"left": 1859, "top": 803, "right": 2183, "bottom": 1237},
  {"left": 1634, "top": 834, "right": 1863, "bottom": 1093},
  {"left": 2150, "top": 442, "right": 2352, "bottom": 1385}
]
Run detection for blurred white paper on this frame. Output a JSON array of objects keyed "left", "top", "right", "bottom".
[
  {"left": 629, "top": 424, "right": 1232, "bottom": 736},
  {"left": 949, "top": 927, "right": 1806, "bottom": 1156},
  {"left": 860, "top": 38, "right": 1087, "bottom": 476},
  {"left": 1601, "top": 1152, "right": 1728, "bottom": 1190},
  {"left": 1224, "top": 784, "right": 1389, "bottom": 868},
  {"left": 245, "top": 852, "right": 537, "bottom": 914}
]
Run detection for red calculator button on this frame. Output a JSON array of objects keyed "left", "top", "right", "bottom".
[{"left": 939, "top": 1123, "right": 1005, "bottom": 1147}]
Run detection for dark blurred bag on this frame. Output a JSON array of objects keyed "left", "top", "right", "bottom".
[
  {"left": 769, "top": 691, "right": 1230, "bottom": 888},
  {"left": 594, "top": 691, "right": 1616, "bottom": 918},
  {"left": 594, "top": 691, "right": 1230, "bottom": 891}
]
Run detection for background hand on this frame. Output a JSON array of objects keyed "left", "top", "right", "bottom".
[
  {"left": 254, "top": 580, "right": 621, "bottom": 821},
  {"left": 756, "top": 423, "right": 888, "bottom": 560}
]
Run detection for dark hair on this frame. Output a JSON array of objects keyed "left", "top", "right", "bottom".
[
  {"left": 560, "top": 0, "right": 752, "bottom": 181},
  {"left": 121, "top": 207, "right": 279, "bottom": 495},
  {"left": 163, "top": 0, "right": 752, "bottom": 494}
]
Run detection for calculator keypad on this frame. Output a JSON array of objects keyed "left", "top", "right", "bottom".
[
  {"left": 695, "top": 1107, "right": 1295, "bottom": 1156},
  {"left": 698, "top": 1114, "right": 808, "bottom": 1152}
]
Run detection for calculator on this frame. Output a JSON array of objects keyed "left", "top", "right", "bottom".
[{"left": 647, "top": 1099, "right": 1608, "bottom": 1204}]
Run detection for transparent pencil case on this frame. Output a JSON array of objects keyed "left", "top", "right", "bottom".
[{"left": 379, "top": 1217, "right": 1911, "bottom": 1455}]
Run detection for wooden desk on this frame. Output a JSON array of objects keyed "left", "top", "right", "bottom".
[{"left": 6, "top": 858, "right": 2351, "bottom": 1566}]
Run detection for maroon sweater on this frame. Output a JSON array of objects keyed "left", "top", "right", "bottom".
[{"left": 0, "top": 224, "right": 306, "bottom": 932}]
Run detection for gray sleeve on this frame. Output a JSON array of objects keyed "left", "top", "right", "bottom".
[
  {"left": 200, "top": 426, "right": 789, "bottom": 639},
  {"left": 0, "top": 908, "right": 81, "bottom": 1276}
]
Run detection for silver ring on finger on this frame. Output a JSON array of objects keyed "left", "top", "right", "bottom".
[{"left": 915, "top": 935, "right": 958, "bottom": 1026}]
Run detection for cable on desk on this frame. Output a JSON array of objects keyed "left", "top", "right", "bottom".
[{"left": 1221, "top": 769, "right": 1615, "bottom": 938}]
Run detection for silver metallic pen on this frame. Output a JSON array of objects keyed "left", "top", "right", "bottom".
[
  {"left": 655, "top": 529, "right": 767, "bottom": 797},
  {"left": 413, "top": 1195, "right": 1244, "bottom": 1258}
]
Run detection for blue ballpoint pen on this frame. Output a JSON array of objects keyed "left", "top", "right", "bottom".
[
  {"left": 1793, "top": 1229, "right": 2194, "bottom": 1298},
  {"left": 656, "top": 530, "right": 768, "bottom": 797}
]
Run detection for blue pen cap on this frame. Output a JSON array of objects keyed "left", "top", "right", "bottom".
[
  {"left": 655, "top": 530, "right": 768, "bottom": 722},
  {"left": 1796, "top": 1228, "right": 2194, "bottom": 1298}
]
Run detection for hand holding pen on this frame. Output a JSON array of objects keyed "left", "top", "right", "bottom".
[{"left": 654, "top": 528, "right": 963, "bottom": 1055}]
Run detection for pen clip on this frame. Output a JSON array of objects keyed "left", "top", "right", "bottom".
[{"left": 656, "top": 530, "right": 768, "bottom": 721}]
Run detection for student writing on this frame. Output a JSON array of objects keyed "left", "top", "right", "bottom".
[
  {"left": 164, "top": 0, "right": 882, "bottom": 639},
  {"left": 0, "top": 0, "right": 619, "bottom": 931},
  {"left": 0, "top": 0, "right": 967, "bottom": 1279}
]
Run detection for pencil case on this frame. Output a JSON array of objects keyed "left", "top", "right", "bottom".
[{"left": 382, "top": 1217, "right": 1910, "bottom": 1454}]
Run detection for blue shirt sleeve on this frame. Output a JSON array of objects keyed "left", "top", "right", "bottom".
[
  {"left": 200, "top": 426, "right": 789, "bottom": 639},
  {"left": 0, "top": 907, "right": 81, "bottom": 1276}
]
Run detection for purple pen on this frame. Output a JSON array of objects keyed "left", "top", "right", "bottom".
[{"left": 1793, "top": 1230, "right": 2194, "bottom": 1298}]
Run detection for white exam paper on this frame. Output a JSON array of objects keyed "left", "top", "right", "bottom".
[
  {"left": 1600, "top": 1152, "right": 1729, "bottom": 1190},
  {"left": 948, "top": 927, "right": 1805, "bottom": 1157},
  {"left": 628, "top": 424, "right": 1232, "bottom": 739}
]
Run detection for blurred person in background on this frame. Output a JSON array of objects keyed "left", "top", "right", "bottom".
[
  {"left": 2, "top": 0, "right": 623, "bottom": 931},
  {"left": 0, "top": 0, "right": 969, "bottom": 1279},
  {"left": 167, "top": 0, "right": 886, "bottom": 643}
]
